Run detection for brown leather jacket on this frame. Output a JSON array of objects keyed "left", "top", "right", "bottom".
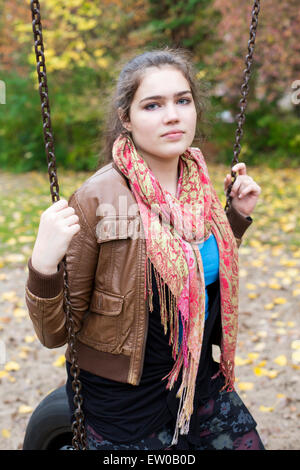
[{"left": 25, "top": 162, "right": 253, "bottom": 386}]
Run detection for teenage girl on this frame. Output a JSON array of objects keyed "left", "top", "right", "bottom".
[{"left": 25, "top": 47, "right": 264, "bottom": 450}]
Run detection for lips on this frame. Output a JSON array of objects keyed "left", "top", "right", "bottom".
[{"left": 162, "top": 130, "right": 184, "bottom": 137}]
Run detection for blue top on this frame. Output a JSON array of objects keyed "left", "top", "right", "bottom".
[
  {"left": 198, "top": 232, "right": 220, "bottom": 320},
  {"left": 178, "top": 232, "right": 219, "bottom": 343}
]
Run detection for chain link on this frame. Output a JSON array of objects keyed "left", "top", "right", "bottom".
[
  {"left": 224, "top": 0, "right": 260, "bottom": 213},
  {"left": 30, "top": 0, "right": 87, "bottom": 450}
]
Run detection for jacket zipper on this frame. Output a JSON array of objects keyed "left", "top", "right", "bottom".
[{"left": 135, "top": 240, "right": 149, "bottom": 384}]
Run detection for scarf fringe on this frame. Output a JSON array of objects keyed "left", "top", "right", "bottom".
[
  {"left": 169, "top": 355, "right": 199, "bottom": 446},
  {"left": 146, "top": 256, "right": 200, "bottom": 446},
  {"left": 219, "top": 357, "right": 235, "bottom": 393},
  {"left": 146, "top": 257, "right": 180, "bottom": 360}
]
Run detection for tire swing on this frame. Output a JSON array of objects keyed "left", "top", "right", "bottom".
[{"left": 29, "top": 0, "right": 261, "bottom": 451}]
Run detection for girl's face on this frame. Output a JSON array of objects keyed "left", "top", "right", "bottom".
[{"left": 122, "top": 65, "right": 197, "bottom": 164}]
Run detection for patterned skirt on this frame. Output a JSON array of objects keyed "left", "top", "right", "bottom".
[{"left": 85, "top": 389, "right": 265, "bottom": 451}]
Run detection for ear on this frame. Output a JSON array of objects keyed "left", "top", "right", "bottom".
[{"left": 118, "top": 107, "right": 132, "bottom": 132}]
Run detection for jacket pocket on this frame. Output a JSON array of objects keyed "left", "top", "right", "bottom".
[{"left": 78, "top": 289, "right": 124, "bottom": 348}]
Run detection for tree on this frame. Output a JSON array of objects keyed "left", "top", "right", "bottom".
[{"left": 210, "top": 0, "right": 300, "bottom": 106}]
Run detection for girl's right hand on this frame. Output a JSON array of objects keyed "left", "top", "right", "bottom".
[{"left": 31, "top": 199, "right": 81, "bottom": 274}]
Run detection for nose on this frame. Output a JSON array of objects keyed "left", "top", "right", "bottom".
[{"left": 163, "top": 103, "right": 180, "bottom": 123}]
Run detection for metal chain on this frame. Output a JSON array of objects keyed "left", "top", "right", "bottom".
[
  {"left": 30, "top": 0, "right": 87, "bottom": 451},
  {"left": 224, "top": 0, "right": 261, "bottom": 213}
]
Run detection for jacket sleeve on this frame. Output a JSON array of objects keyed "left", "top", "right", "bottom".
[
  {"left": 225, "top": 204, "right": 253, "bottom": 248},
  {"left": 24, "top": 191, "right": 100, "bottom": 349},
  {"left": 208, "top": 175, "right": 253, "bottom": 248}
]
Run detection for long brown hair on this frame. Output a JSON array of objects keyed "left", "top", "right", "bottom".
[{"left": 97, "top": 46, "right": 211, "bottom": 168}]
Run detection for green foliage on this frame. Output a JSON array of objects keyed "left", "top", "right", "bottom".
[
  {"left": 211, "top": 101, "right": 300, "bottom": 169},
  {"left": 0, "top": 70, "right": 104, "bottom": 172},
  {"left": 146, "top": 0, "right": 221, "bottom": 55},
  {"left": 0, "top": 0, "right": 299, "bottom": 173}
]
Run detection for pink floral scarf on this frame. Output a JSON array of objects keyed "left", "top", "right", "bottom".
[{"left": 112, "top": 133, "right": 239, "bottom": 445}]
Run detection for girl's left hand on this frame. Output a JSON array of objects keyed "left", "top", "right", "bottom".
[{"left": 224, "top": 163, "right": 261, "bottom": 218}]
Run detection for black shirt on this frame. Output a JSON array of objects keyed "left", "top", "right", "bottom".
[{"left": 66, "top": 264, "right": 224, "bottom": 444}]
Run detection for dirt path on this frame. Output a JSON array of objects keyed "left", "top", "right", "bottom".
[{"left": 0, "top": 240, "right": 299, "bottom": 450}]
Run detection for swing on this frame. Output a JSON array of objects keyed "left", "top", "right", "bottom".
[{"left": 24, "top": 0, "right": 261, "bottom": 450}]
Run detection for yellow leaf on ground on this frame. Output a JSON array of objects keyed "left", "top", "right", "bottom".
[
  {"left": 252, "top": 367, "right": 278, "bottom": 378},
  {"left": 239, "top": 269, "right": 247, "bottom": 277},
  {"left": 281, "top": 224, "right": 295, "bottom": 233},
  {"left": 18, "top": 235, "right": 35, "bottom": 243},
  {"left": 268, "top": 282, "right": 281, "bottom": 289},
  {"left": 270, "top": 312, "right": 279, "bottom": 319},
  {"left": 238, "top": 382, "right": 254, "bottom": 391},
  {"left": 273, "top": 297, "right": 287, "bottom": 304},
  {"left": 292, "top": 351, "right": 300, "bottom": 364},
  {"left": 1, "top": 429, "right": 11, "bottom": 439},
  {"left": 267, "top": 370, "right": 279, "bottom": 379},
  {"left": 18, "top": 350, "right": 28, "bottom": 359},
  {"left": 259, "top": 405, "right": 274, "bottom": 412},
  {"left": 276, "top": 328, "right": 287, "bottom": 335},
  {"left": 274, "top": 355, "right": 287, "bottom": 366},
  {"left": 264, "top": 303, "right": 274, "bottom": 310},
  {"left": 247, "top": 353, "right": 260, "bottom": 361},
  {"left": 4, "top": 361, "right": 20, "bottom": 372},
  {"left": 246, "top": 283, "right": 257, "bottom": 290},
  {"left": 1, "top": 291, "right": 18, "bottom": 302},
  {"left": 7, "top": 238, "right": 17, "bottom": 246},
  {"left": 235, "top": 356, "right": 251, "bottom": 366},
  {"left": 251, "top": 260, "right": 264, "bottom": 267},
  {"left": 254, "top": 342, "right": 266, "bottom": 351},
  {"left": 248, "top": 292, "right": 258, "bottom": 299},
  {"left": 5, "top": 254, "right": 25, "bottom": 263},
  {"left": 257, "top": 360, "right": 266, "bottom": 367},
  {"left": 258, "top": 331, "right": 267, "bottom": 338},
  {"left": 13, "top": 308, "right": 27, "bottom": 318},
  {"left": 287, "top": 268, "right": 299, "bottom": 277},
  {"left": 253, "top": 367, "right": 264, "bottom": 376},
  {"left": 291, "top": 340, "right": 300, "bottom": 350},
  {"left": 280, "top": 259, "right": 297, "bottom": 267},
  {"left": 18, "top": 405, "right": 33, "bottom": 414},
  {"left": 52, "top": 355, "right": 66, "bottom": 367},
  {"left": 249, "top": 240, "right": 261, "bottom": 248},
  {"left": 24, "top": 335, "right": 36, "bottom": 343}
]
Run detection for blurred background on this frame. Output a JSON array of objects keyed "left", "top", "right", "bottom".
[
  {"left": 1, "top": 0, "right": 300, "bottom": 172},
  {"left": 0, "top": 0, "right": 299, "bottom": 450}
]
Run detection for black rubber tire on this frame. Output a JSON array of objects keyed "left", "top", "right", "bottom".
[{"left": 22, "top": 385, "right": 73, "bottom": 450}]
